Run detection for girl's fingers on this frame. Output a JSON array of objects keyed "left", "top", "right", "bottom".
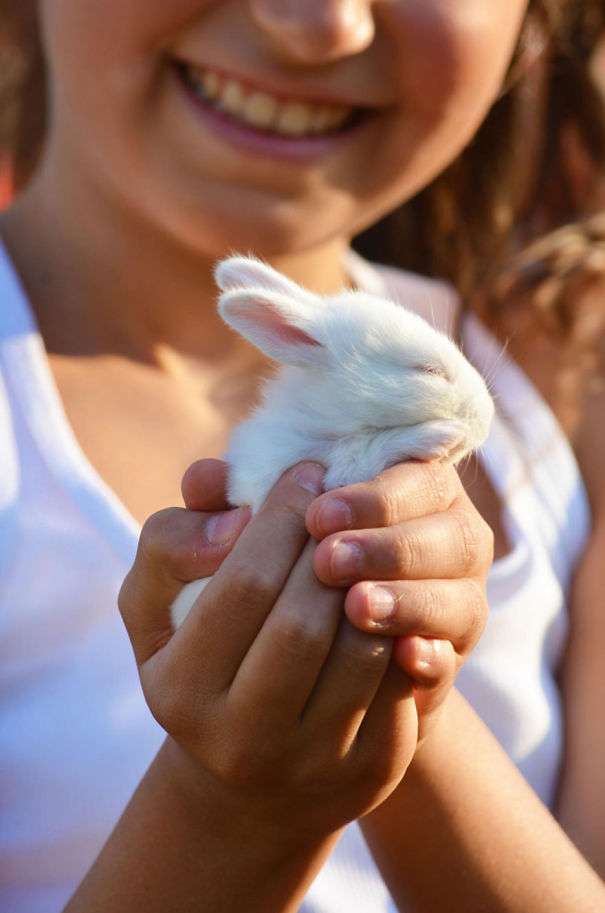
[
  {"left": 353, "top": 659, "right": 417, "bottom": 789},
  {"left": 394, "top": 636, "right": 458, "bottom": 720},
  {"left": 306, "top": 461, "right": 460, "bottom": 538},
  {"left": 170, "top": 463, "right": 325, "bottom": 692},
  {"left": 181, "top": 458, "right": 230, "bottom": 512},
  {"left": 395, "top": 636, "right": 457, "bottom": 685},
  {"left": 313, "top": 508, "right": 489, "bottom": 587},
  {"left": 227, "top": 539, "right": 345, "bottom": 731},
  {"left": 298, "top": 619, "right": 394, "bottom": 753},
  {"left": 119, "top": 504, "right": 251, "bottom": 665},
  {"left": 344, "top": 578, "right": 487, "bottom": 655}
]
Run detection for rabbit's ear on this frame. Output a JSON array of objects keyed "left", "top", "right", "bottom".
[
  {"left": 215, "top": 256, "right": 318, "bottom": 304},
  {"left": 219, "top": 288, "right": 328, "bottom": 368}
]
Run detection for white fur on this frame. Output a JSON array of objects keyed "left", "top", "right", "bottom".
[{"left": 170, "top": 256, "right": 494, "bottom": 628}]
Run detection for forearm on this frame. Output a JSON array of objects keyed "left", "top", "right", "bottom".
[
  {"left": 362, "top": 689, "right": 605, "bottom": 913},
  {"left": 64, "top": 738, "right": 338, "bottom": 913}
]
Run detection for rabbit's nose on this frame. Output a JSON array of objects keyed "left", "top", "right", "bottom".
[{"left": 249, "top": 0, "right": 376, "bottom": 64}]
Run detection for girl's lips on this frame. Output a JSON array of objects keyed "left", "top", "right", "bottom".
[{"left": 172, "top": 63, "right": 371, "bottom": 165}]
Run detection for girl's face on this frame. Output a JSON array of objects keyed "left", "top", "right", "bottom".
[{"left": 40, "top": 0, "right": 529, "bottom": 259}]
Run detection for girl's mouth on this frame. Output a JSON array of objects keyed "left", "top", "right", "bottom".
[{"left": 172, "top": 59, "right": 369, "bottom": 154}]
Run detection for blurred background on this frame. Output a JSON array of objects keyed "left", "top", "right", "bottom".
[{"left": 0, "top": 2, "right": 41, "bottom": 208}]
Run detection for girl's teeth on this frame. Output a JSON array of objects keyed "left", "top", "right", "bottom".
[
  {"left": 184, "top": 65, "right": 352, "bottom": 137},
  {"left": 202, "top": 71, "right": 220, "bottom": 101},
  {"left": 275, "top": 102, "right": 314, "bottom": 137},
  {"left": 220, "top": 79, "right": 245, "bottom": 115},
  {"left": 243, "top": 92, "right": 278, "bottom": 129}
]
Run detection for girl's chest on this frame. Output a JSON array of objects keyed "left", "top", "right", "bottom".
[{"left": 47, "top": 354, "right": 250, "bottom": 525}]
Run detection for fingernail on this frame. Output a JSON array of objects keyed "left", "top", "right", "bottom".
[
  {"left": 292, "top": 462, "right": 325, "bottom": 495},
  {"left": 415, "top": 638, "right": 441, "bottom": 668},
  {"left": 315, "top": 498, "right": 353, "bottom": 534},
  {"left": 368, "top": 585, "right": 396, "bottom": 621},
  {"left": 206, "top": 507, "right": 247, "bottom": 545},
  {"left": 331, "top": 541, "right": 364, "bottom": 580}
]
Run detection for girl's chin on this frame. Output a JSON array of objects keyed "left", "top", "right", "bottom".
[{"left": 156, "top": 184, "right": 356, "bottom": 261}]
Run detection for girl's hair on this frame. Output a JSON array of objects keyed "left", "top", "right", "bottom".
[
  {"left": 0, "top": 2, "right": 44, "bottom": 186},
  {"left": 1, "top": 1, "right": 605, "bottom": 355},
  {"left": 354, "top": 1, "right": 605, "bottom": 349}
]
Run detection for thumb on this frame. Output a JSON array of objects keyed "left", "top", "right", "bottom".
[
  {"left": 119, "top": 503, "right": 250, "bottom": 665},
  {"left": 181, "top": 458, "right": 231, "bottom": 511}
]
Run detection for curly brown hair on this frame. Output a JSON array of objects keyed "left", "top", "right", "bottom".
[{"left": 1, "top": 1, "right": 605, "bottom": 347}]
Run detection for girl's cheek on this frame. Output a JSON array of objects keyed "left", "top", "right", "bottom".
[
  {"left": 39, "top": 0, "right": 212, "bottom": 124},
  {"left": 41, "top": 0, "right": 215, "bottom": 59},
  {"left": 383, "top": 0, "right": 528, "bottom": 122}
]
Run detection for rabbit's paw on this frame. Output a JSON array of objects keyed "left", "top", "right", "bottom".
[{"left": 403, "top": 420, "right": 469, "bottom": 463}]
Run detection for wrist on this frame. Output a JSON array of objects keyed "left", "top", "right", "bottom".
[
  {"left": 157, "top": 738, "right": 340, "bottom": 857},
  {"left": 154, "top": 738, "right": 341, "bottom": 912}
]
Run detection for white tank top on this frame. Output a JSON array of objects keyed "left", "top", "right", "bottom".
[{"left": 0, "top": 243, "right": 590, "bottom": 913}]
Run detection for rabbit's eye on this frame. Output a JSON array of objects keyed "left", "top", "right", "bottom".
[{"left": 415, "top": 364, "right": 450, "bottom": 382}]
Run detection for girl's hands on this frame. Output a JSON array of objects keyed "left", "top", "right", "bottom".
[
  {"left": 119, "top": 460, "right": 418, "bottom": 844},
  {"left": 306, "top": 460, "right": 493, "bottom": 738}
]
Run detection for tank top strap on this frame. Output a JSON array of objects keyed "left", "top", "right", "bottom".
[
  {"left": 0, "top": 242, "right": 37, "bottom": 338},
  {"left": 0, "top": 239, "right": 139, "bottom": 563}
]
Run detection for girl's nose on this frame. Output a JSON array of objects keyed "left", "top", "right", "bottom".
[{"left": 249, "top": 0, "right": 376, "bottom": 64}]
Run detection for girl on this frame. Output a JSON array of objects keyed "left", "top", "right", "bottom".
[{"left": 1, "top": 1, "right": 604, "bottom": 910}]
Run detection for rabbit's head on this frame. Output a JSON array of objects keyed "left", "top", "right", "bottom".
[{"left": 216, "top": 256, "right": 494, "bottom": 459}]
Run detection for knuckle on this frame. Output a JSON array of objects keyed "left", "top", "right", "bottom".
[
  {"left": 464, "top": 578, "right": 489, "bottom": 644},
  {"left": 455, "top": 492, "right": 494, "bottom": 570},
  {"left": 139, "top": 508, "right": 186, "bottom": 564},
  {"left": 214, "top": 727, "right": 280, "bottom": 788},
  {"left": 272, "top": 612, "right": 326, "bottom": 662},
  {"left": 222, "top": 566, "right": 276, "bottom": 614},
  {"left": 146, "top": 679, "right": 194, "bottom": 741},
  {"left": 395, "top": 529, "right": 422, "bottom": 577},
  {"left": 141, "top": 506, "right": 182, "bottom": 543},
  {"left": 478, "top": 516, "right": 495, "bottom": 567},
  {"left": 423, "top": 462, "right": 458, "bottom": 511},
  {"left": 450, "top": 509, "right": 479, "bottom": 574},
  {"left": 418, "top": 582, "right": 444, "bottom": 628},
  {"left": 370, "top": 479, "right": 399, "bottom": 527},
  {"left": 335, "top": 625, "right": 391, "bottom": 675},
  {"left": 292, "top": 755, "right": 335, "bottom": 792}
]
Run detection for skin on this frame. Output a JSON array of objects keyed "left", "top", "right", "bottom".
[
  {"left": 65, "top": 457, "right": 493, "bottom": 913},
  {"left": 5, "top": 0, "right": 528, "bottom": 353},
  {"left": 1, "top": 0, "right": 604, "bottom": 909}
]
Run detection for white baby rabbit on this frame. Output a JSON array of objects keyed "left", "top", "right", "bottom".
[{"left": 171, "top": 255, "right": 494, "bottom": 628}]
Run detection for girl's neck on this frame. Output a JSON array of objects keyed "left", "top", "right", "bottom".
[{"left": 0, "top": 158, "right": 350, "bottom": 367}]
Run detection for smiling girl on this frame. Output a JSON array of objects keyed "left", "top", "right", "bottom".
[{"left": 1, "top": 2, "right": 605, "bottom": 912}]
